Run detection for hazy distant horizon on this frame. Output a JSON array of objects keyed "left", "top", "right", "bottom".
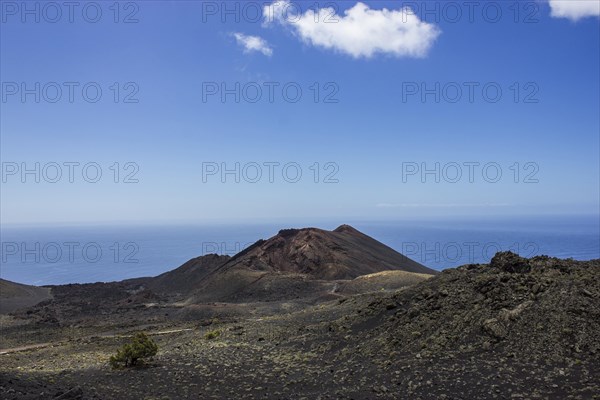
[
  {"left": 2, "top": 210, "right": 600, "bottom": 228},
  {"left": 1, "top": 1, "right": 598, "bottom": 280},
  {"left": 2, "top": 215, "right": 598, "bottom": 286}
]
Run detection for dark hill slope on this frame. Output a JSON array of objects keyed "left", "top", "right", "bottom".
[
  {"left": 219, "top": 224, "right": 435, "bottom": 280},
  {"left": 307, "top": 252, "right": 600, "bottom": 398},
  {"left": 146, "top": 254, "right": 230, "bottom": 295},
  {"left": 184, "top": 225, "right": 436, "bottom": 302},
  {"left": 0, "top": 279, "right": 52, "bottom": 314}
]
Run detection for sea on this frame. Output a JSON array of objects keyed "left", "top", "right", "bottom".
[{"left": 1, "top": 216, "right": 599, "bottom": 286}]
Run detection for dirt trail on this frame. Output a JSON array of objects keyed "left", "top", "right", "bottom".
[
  {"left": 0, "top": 343, "right": 51, "bottom": 355},
  {"left": 0, "top": 327, "right": 194, "bottom": 355}
]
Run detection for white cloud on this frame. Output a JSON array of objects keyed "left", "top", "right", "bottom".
[
  {"left": 548, "top": 0, "right": 600, "bottom": 21},
  {"left": 233, "top": 33, "right": 273, "bottom": 56},
  {"left": 263, "top": 1, "right": 440, "bottom": 59}
]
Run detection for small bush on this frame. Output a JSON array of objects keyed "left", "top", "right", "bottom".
[
  {"left": 205, "top": 330, "right": 221, "bottom": 340},
  {"left": 109, "top": 332, "right": 158, "bottom": 369}
]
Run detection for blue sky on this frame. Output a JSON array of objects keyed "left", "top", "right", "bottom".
[{"left": 1, "top": 0, "right": 599, "bottom": 225}]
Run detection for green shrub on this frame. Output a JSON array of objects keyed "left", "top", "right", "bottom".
[
  {"left": 109, "top": 332, "right": 158, "bottom": 369},
  {"left": 204, "top": 330, "right": 221, "bottom": 340}
]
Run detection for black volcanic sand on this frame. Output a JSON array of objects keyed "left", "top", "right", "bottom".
[{"left": 1, "top": 252, "right": 599, "bottom": 399}]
